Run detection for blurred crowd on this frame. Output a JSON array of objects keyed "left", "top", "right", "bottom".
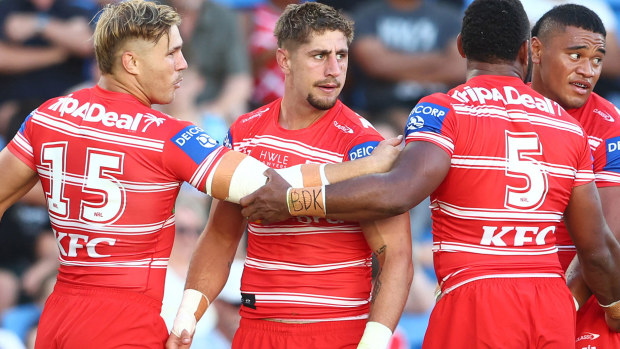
[{"left": 2, "top": 0, "right": 620, "bottom": 348}]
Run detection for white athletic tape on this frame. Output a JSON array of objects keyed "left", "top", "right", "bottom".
[
  {"left": 274, "top": 165, "right": 304, "bottom": 187},
  {"left": 227, "top": 157, "right": 270, "bottom": 203},
  {"left": 171, "top": 289, "right": 210, "bottom": 337},
  {"left": 319, "top": 164, "right": 329, "bottom": 185},
  {"left": 357, "top": 321, "right": 392, "bottom": 349}
]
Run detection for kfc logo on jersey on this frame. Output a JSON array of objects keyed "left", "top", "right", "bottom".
[
  {"left": 480, "top": 225, "right": 556, "bottom": 246},
  {"left": 349, "top": 141, "right": 379, "bottom": 160},
  {"left": 593, "top": 108, "right": 615, "bottom": 122},
  {"left": 48, "top": 96, "right": 165, "bottom": 132},
  {"left": 172, "top": 126, "right": 220, "bottom": 164},
  {"left": 55, "top": 229, "right": 116, "bottom": 258},
  {"left": 333, "top": 121, "right": 354, "bottom": 134}
]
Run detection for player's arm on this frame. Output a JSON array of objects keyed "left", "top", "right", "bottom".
[
  {"left": 564, "top": 182, "right": 620, "bottom": 330},
  {"left": 0, "top": 147, "right": 40, "bottom": 219},
  {"left": 357, "top": 213, "right": 413, "bottom": 349},
  {"left": 166, "top": 199, "right": 246, "bottom": 348},
  {"left": 207, "top": 136, "right": 402, "bottom": 203},
  {"left": 240, "top": 140, "right": 451, "bottom": 223}
]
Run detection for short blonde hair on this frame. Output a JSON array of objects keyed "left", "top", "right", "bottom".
[{"left": 93, "top": 0, "right": 181, "bottom": 74}]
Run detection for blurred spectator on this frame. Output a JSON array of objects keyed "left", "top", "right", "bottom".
[
  {"left": 1, "top": 262, "right": 56, "bottom": 345},
  {"left": 160, "top": 195, "right": 217, "bottom": 348},
  {"left": 350, "top": 0, "right": 465, "bottom": 133},
  {"left": 0, "top": 0, "right": 94, "bottom": 105},
  {"left": 165, "top": 0, "right": 253, "bottom": 126},
  {"left": 0, "top": 270, "right": 19, "bottom": 318},
  {"left": 203, "top": 258, "right": 244, "bottom": 349},
  {"left": 248, "top": 0, "right": 298, "bottom": 108}
]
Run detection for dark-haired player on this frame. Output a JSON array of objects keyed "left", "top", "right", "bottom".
[
  {"left": 530, "top": 4, "right": 620, "bottom": 348},
  {"left": 240, "top": 0, "right": 620, "bottom": 347},
  {"left": 168, "top": 3, "right": 412, "bottom": 349}
]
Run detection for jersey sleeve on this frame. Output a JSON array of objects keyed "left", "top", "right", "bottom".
[
  {"left": 342, "top": 115, "right": 385, "bottom": 162},
  {"left": 574, "top": 129, "right": 596, "bottom": 188},
  {"left": 596, "top": 134, "right": 620, "bottom": 187},
  {"left": 6, "top": 111, "right": 37, "bottom": 170},
  {"left": 404, "top": 94, "right": 456, "bottom": 156},
  {"left": 161, "top": 121, "right": 230, "bottom": 193}
]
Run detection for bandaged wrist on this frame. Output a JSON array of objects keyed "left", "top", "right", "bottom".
[
  {"left": 599, "top": 299, "right": 620, "bottom": 318},
  {"left": 286, "top": 185, "right": 326, "bottom": 217},
  {"left": 171, "top": 289, "right": 210, "bottom": 337},
  {"left": 275, "top": 163, "right": 330, "bottom": 187},
  {"left": 357, "top": 321, "right": 392, "bottom": 349}
]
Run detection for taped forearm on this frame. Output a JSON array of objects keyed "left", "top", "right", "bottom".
[
  {"left": 206, "top": 151, "right": 330, "bottom": 204},
  {"left": 171, "top": 289, "right": 210, "bottom": 337},
  {"left": 357, "top": 321, "right": 393, "bottom": 349}
]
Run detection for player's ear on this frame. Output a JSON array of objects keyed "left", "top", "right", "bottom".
[
  {"left": 530, "top": 37, "right": 543, "bottom": 64},
  {"left": 456, "top": 33, "right": 466, "bottom": 58},
  {"left": 276, "top": 48, "right": 291, "bottom": 75},
  {"left": 121, "top": 51, "right": 140, "bottom": 75},
  {"left": 517, "top": 39, "right": 529, "bottom": 67}
]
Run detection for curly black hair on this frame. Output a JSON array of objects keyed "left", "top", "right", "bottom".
[
  {"left": 461, "top": 0, "right": 530, "bottom": 64},
  {"left": 531, "top": 4, "right": 605, "bottom": 40}
]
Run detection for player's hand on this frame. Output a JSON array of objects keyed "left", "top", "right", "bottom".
[
  {"left": 240, "top": 168, "right": 291, "bottom": 224},
  {"left": 369, "top": 136, "right": 403, "bottom": 173},
  {"left": 165, "top": 329, "right": 193, "bottom": 349}
]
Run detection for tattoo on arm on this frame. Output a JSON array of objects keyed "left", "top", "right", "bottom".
[
  {"left": 371, "top": 275, "right": 382, "bottom": 304},
  {"left": 374, "top": 245, "right": 386, "bottom": 257}
]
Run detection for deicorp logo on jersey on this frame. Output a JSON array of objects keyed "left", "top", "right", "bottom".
[
  {"left": 172, "top": 125, "right": 220, "bottom": 164},
  {"left": 48, "top": 95, "right": 165, "bottom": 132}
]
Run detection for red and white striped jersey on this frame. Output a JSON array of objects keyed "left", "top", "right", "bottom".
[
  {"left": 404, "top": 75, "right": 594, "bottom": 295},
  {"left": 554, "top": 92, "right": 620, "bottom": 269},
  {"left": 7, "top": 86, "right": 228, "bottom": 303},
  {"left": 226, "top": 98, "right": 383, "bottom": 321}
]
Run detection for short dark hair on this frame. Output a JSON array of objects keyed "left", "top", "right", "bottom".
[
  {"left": 461, "top": 0, "right": 530, "bottom": 64},
  {"left": 274, "top": 2, "right": 354, "bottom": 50},
  {"left": 531, "top": 4, "right": 605, "bottom": 40}
]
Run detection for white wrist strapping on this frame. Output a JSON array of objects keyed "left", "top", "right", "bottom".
[
  {"left": 171, "top": 289, "right": 210, "bottom": 337},
  {"left": 319, "top": 164, "right": 329, "bottom": 185},
  {"left": 357, "top": 321, "right": 392, "bottom": 349}
]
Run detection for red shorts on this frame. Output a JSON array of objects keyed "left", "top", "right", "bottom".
[
  {"left": 575, "top": 296, "right": 620, "bottom": 349},
  {"left": 232, "top": 318, "right": 366, "bottom": 349},
  {"left": 423, "top": 277, "right": 575, "bottom": 349},
  {"left": 35, "top": 281, "right": 168, "bottom": 349}
]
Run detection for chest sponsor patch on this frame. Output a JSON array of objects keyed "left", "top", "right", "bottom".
[
  {"left": 605, "top": 135, "right": 620, "bottom": 172},
  {"left": 348, "top": 141, "right": 380, "bottom": 160},
  {"left": 171, "top": 125, "right": 220, "bottom": 164},
  {"left": 406, "top": 102, "right": 448, "bottom": 134}
]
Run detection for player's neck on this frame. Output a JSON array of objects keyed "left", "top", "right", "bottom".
[
  {"left": 278, "top": 98, "right": 328, "bottom": 130},
  {"left": 465, "top": 60, "right": 526, "bottom": 82},
  {"left": 98, "top": 75, "right": 151, "bottom": 107}
]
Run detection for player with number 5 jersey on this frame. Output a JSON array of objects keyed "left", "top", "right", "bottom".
[
  {"left": 0, "top": 1, "right": 399, "bottom": 348},
  {"left": 239, "top": 1, "right": 620, "bottom": 347}
]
